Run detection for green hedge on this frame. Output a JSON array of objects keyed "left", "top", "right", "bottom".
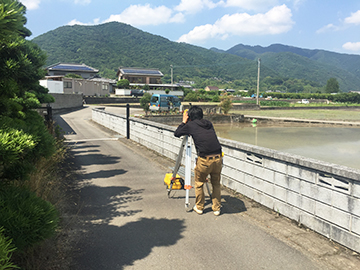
[
  {"left": 0, "top": 185, "right": 59, "bottom": 251},
  {"left": 263, "top": 92, "right": 360, "bottom": 103},
  {"left": 0, "top": 227, "right": 18, "bottom": 270},
  {"left": 0, "top": 111, "right": 56, "bottom": 182}
]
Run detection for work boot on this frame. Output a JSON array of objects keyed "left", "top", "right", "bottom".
[
  {"left": 193, "top": 205, "right": 203, "bottom": 215},
  {"left": 213, "top": 210, "right": 220, "bottom": 216}
]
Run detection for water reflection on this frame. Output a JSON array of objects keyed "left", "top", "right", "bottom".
[{"left": 214, "top": 123, "right": 360, "bottom": 170}]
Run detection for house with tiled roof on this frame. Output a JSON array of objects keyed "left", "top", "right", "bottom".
[
  {"left": 115, "top": 66, "right": 191, "bottom": 94},
  {"left": 204, "top": 86, "right": 219, "bottom": 91},
  {"left": 41, "top": 63, "right": 115, "bottom": 96},
  {"left": 45, "top": 63, "right": 99, "bottom": 79},
  {"left": 116, "top": 67, "right": 163, "bottom": 85}
]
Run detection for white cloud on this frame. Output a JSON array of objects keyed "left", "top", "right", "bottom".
[
  {"left": 178, "top": 4, "right": 293, "bottom": 44},
  {"left": 225, "top": 0, "right": 279, "bottom": 11},
  {"left": 317, "top": 9, "right": 360, "bottom": 34},
  {"left": 292, "top": 0, "right": 305, "bottom": 10},
  {"left": 175, "top": 0, "right": 223, "bottom": 14},
  {"left": 67, "top": 18, "right": 100, "bottom": 26},
  {"left": 21, "top": 0, "right": 91, "bottom": 10},
  {"left": 74, "top": 0, "right": 91, "bottom": 5},
  {"left": 344, "top": 10, "right": 360, "bottom": 25},
  {"left": 316, "top": 23, "right": 341, "bottom": 34},
  {"left": 21, "top": 0, "right": 41, "bottom": 10},
  {"left": 343, "top": 42, "right": 360, "bottom": 51},
  {"left": 104, "top": 4, "right": 184, "bottom": 26}
]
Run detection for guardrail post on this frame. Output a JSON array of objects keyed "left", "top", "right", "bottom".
[{"left": 126, "top": 103, "right": 130, "bottom": 139}]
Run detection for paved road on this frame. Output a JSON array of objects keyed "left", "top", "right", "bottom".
[{"left": 55, "top": 106, "right": 359, "bottom": 270}]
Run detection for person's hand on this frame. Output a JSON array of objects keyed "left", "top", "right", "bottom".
[{"left": 182, "top": 109, "right": 189, "bottom": 123}]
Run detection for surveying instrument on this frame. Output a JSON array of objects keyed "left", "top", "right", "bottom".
[{"left": 164, "top": 111, "right": 212, "bottom": 210}]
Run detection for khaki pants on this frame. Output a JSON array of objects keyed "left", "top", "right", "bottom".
[{"left": 194, "top": 155, "right": 222, "bottom": 211}]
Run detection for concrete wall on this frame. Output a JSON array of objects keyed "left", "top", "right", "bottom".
[
  {"left": 84, "top": 97, "right": 142, "bottom": 105},
  {"left": 48, "top": 93, "right": 83, "bottom": 110},
  {"left": 92, "top": 108, "right": 360, "bottom": 253},
  {"left": 40, "top": 80, "right": 64, "bottom": 93},
  {"left": 63, "top": 78, "right": 110, "bottom": 96},
  {"left": 148, "top": 90, "right": 184, "bottom": 96}
]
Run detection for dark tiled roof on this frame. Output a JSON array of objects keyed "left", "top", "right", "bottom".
[
  {"left": 206, "top": 86, "right": 219, "bottom": 90},
  {"left": 118, "top": 67, "right": 163, "bottom": 77},
  {"left": 46, "top": 63, "right": 99, "bottom": 73}
]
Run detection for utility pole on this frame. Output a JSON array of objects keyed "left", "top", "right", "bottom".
[
  {"left": 256, "top": 58, "right": 261, "bottom": 106},
  {"left": 170, "top": 64, "right": 173, "bottom": 85}
]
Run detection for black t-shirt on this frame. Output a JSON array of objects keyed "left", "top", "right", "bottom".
[{"left": 174, "top": 119, "right": 222, "bottom": 157}]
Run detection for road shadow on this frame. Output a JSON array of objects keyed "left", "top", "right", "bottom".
[
  {"left": 67, "top": 142, "right": 97, "bottom": 149},
  {"left": 167, "top": 189, "right": 247, "bottom": 215},
  {"left": 220, "top": 195, "right": 247, "bottom": 214},
  {"left": 72, "top": 217, "right": 185, "bottom": 269},
  {"left": 82, "top": 169, "right": 127, "bottom": 180},
  {"left": 70, "top": 184, "right": 185, "bottom": 269},
  {"left": 76, "top": 185, "right": 144, "bottom": 222},
  {"left": 72, "top": 153, "right": 121, "bottom": 166}
]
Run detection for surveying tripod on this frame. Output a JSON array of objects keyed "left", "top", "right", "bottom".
[{"left": 166, "top": 135, "right": 212, "bottom": 209}]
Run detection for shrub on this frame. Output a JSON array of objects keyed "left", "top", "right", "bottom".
[
  {"left": 0, "top": 228, "right": 19, "bottom": 270},
  {"left": 219, "top": 93, "right": 233, "bottom": 114},
  {"left": 259, "top": 101, "right": 290, "bottom": 107},
  {"left": 0, "top": 185, "right": 59, "bottom": 251},
  {"left": 184, "top": 92, "right": 199, "bottom": 102},
  {"left": 140, "top": 93, "right": 151, "bottom": 114},
  {"left": 212, "top": 95, "right": 220, "bottom": 102},
  {"left": 116, "top": 79, "right": 130, "bottom": 89},
  {"left": 0, "top": 111, "right": 56, "bottom": 182},
  {"left": 0, "top": 127, "right": 36, "bottom": 182}
]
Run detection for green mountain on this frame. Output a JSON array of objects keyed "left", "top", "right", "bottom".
[
  {"left": 32, "top": 22, "right": 360, "bottom": 92},
  {"left": 223, "top": 44, "right": 360, "bottom": 92},
  {"left": 31, "top": 22, "right": 277, "bottom": 83}
]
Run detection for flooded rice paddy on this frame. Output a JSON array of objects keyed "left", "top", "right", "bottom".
[{"left": 214, "top": 123, "right": 360, "bottom": 171}]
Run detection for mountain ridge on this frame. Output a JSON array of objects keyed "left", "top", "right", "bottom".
[
  {"left": 221, "top": 43, "right": 360, "bottom": 91},
  {"left": 32, "top": 22, "right": 360, "bottom": 92}
]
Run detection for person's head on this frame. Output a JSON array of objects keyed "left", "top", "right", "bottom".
[{"left": 188, "top": 106, "right": 203, "bottom": 121}]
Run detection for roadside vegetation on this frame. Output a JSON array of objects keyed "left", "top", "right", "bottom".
[
  {"left": 1, "top": 1, "right": 67, "bottom": 269},
  {"left": 182, "top": 87, "right": 360, "bottom": 104}
]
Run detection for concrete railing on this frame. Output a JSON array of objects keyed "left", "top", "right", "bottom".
[{"left": 92, "top": 108, "right": 360, "bottom": 253}]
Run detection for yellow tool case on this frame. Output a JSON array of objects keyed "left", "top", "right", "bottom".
[{"left": 164, "top": 173, "right": 184, "bottom": 190}]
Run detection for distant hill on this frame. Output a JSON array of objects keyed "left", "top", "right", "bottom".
[
  {"left": 32, "top": 22, "right": 360, "bottom": 92},
  {"left": 223, "top": 44, "right": 360, "bottom": 92},
  {"left": 31, "top": 22, "right": 277, "bottom": 82}
]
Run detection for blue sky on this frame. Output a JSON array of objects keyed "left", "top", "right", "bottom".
[{"left": 21, "top": 0, "right": 360, "bottom": 55}]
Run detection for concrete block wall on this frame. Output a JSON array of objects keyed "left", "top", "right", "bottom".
[
  {"left": 48, "top": 93, "right": 83, "bottom": 110},
  {"left": 92, "top": 108, "right": 360, "bottom": 253}
]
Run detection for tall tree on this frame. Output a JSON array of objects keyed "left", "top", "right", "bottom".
[
  {"left": 325, "top": 78, "right": 340, "bottom": 93},
  {"left": 0, "top": 0, "right": 55, "bottom": 181}
]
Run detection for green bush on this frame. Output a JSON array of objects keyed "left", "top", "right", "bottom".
[
  {"left": 259, "top": 100, "right": 290, "bottom": 107},
  {"left": 233, "top": 100, "right": 256, "bottom": 104},
  {"left": 0, "top": 127, "right": 36, "bottom": 181},
  {"left": 0, "top": 111, "right": 56, "bottom": 181},
  {"left": 184, "top": 92, "right": 199, "bottom": 102},
  {"left": 140, "top": 93, "right": 151, "bottom": 113},
  {"left": 219, "top": 94, "right": 233, "bottom": 114},
  {"left": 0, "top": 228, "right": 18, "bottom": 270},
  {"left": 0, "top": 185, "right": 59, "bottom": 251},
  {"left": 212, "top": 95, "right": 220, "bottom": 102},
  {"left": 264, "top": 92, "right": 360, "bottom": 103}
]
